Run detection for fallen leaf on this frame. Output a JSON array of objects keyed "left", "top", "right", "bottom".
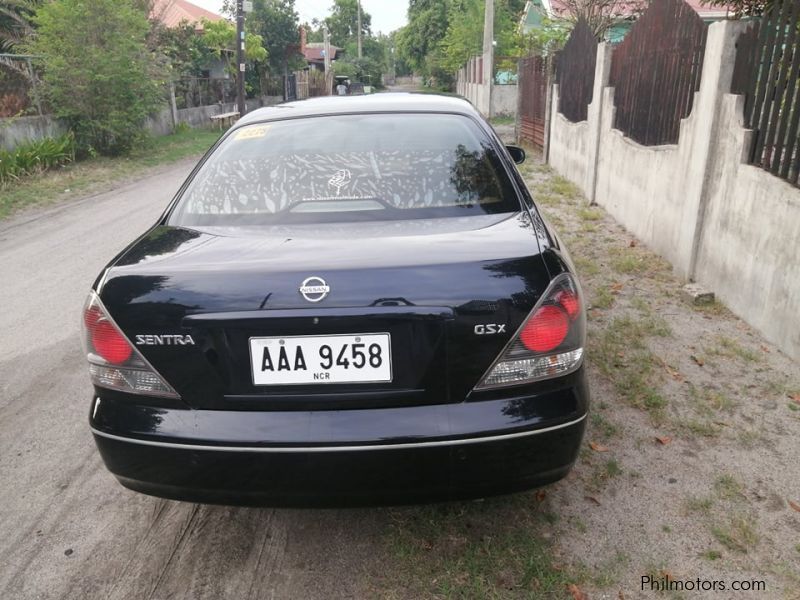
[
  {"left": 690, "top": 355, "right": 705, "bottom": 367},
  {"left": 790, "top": 393, "right": 800, "bottom": 404},
  {"left": 590, "top": 441, "right": 610, "bottom": 452},
  {"left": 584, "top": 495, "right": 602, "bottom": 506},
  {"left": 656, "top": 435, "right": 672, "bottom": 445},
  {"left": 789, "top": 500, "right": 800, "bottom": 512},
  {"left": 659, "top": 357, "right": 683, "bottom": 381},
  {"left": 618, "top": 592, "right": 626, "bottom": 600},
  {"left": 421, "top": 540, "right": 433, "bottom": 551},
  {"left": 629, "top": 240, "right": 637, "bottom": 247},
  {"left": 611, "top": 282, "right": 624, "bottom": 292},
  {"left": 535, "top": 490, "right": 547, "bottom": 502},
  {"left": 760, "top": 345, "right": 770, "bottom": 353},
  {"left": 660, "top": 570, "right": 674, "bottom": 582},
  {"left": 567, "top": 583, "right": 588, "bottom": 600}
]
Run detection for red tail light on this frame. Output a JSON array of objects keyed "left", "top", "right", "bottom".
[
  {"left": 81, "top": 292, "right": 179, "bottom": 398},
  {"left": 555, "top": 290, "right": 580, "bottom": 320},
  {"left": 474, "top": 273, "right": 586, "bottom": 390},
  {"left": 84, "top": 305, "right": 133, "bottom": 365},
  {"left": 520, "top": 305, "right": 569, "bottom": 352}
]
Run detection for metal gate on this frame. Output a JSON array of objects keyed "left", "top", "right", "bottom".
[
  {"left": 517, "top": 55, "right": 550, "bottom": 148},
  {"left": 284, "top": 73, "right": 297, "bottom": 102}
]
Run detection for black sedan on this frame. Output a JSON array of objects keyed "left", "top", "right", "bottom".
[{"left": 84, "top": 93, "right": 589, "bottom": 506}]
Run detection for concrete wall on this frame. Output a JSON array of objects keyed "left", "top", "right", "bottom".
[
  {"left": 0, "top": 115, "right": 67, "bottom": 151},
  {"left": 547, "top": 20, "right": 800, "bottom": 361},
  {"left": 695, "top": 94, "right": 800, "bottom": 359},
  {"left": 457, "top": 53, "right": 518, "bottom": 118},
  {"left": 0, "top": 96, "right": 283, "bottom": 150},
  {"left": 491, "top": 85, "right": 518, "bottom": 116},
  {"left": 548, "top": 91, "right": 591, "bottom": 197},
  {"left": 145, "top": 96, "right": 282, "bottom": 136}
]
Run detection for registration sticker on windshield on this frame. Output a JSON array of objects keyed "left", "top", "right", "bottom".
[{"left": 235, "top": 125, "right": 271, "bottom": 141}]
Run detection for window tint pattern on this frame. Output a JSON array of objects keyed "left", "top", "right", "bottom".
[{"left": 171, "top": 114, "right": 518, "bottom": 224}]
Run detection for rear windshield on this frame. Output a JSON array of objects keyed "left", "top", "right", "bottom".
[{"left": 168, "top": 113, "right": 520, "bottom": 226}]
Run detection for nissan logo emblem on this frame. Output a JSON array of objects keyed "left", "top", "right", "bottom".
[{"left": 299, "top": 276, "right": 330, "bottom": 303}]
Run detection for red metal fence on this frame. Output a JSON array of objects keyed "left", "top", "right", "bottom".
[
  {"left": 732, "top": 0, "right": 800, "bottom": 186},
  {"left": 556, "top": 19, "right": 597, "bottom": 123},
  {"left": 608, "top": 0, "right": 707, "bottom": 146},
  {"left": 518, "top": 55, "right": 550, "bottom": 148}
]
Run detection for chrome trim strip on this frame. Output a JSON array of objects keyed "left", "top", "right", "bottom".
[{"left": 90, "top": 413, "right": 586, "bottom": 453}]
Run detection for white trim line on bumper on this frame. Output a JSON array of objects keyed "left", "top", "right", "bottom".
[{"left": 90, "top": 413, "right": 586, "bottom": 453}]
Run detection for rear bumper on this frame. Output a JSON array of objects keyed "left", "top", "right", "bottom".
[{"left": 90, "top": 370, "right": 589, "bottom": 506}]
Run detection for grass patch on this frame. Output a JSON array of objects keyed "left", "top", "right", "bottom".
[
  {"left": 610, "top": 249, "right": 648, "bottom": 275},
  {"left": 590, "top": 412, "right": 619, "bottom": 438},
  {"left": 707, "top": 336, "right": 762, "bottom": 363},
  {"left": 692, "top": 299, "right": 729, "bottom": 316},
  {"left": 577, "top": 206, "right": 604, "bottom": 221},
  {"left": 489, "top": 115, "right": 515, "bottom": 126},
  {"left": 383, "top": 498, "right": 582, "bottom": 598},
  {"left": 630, "top": 296, "right": 650, "bottom": 313},
  {"left": 591, "top": 315, "right": 672, "bottom": 421},
  {"left": 591, "top": 285, "right": 615, "bottom": 310},
  {"left": 714, "top": 474, "right": 744, "bottom": 501},
  {"left": 574, "top": 256, "right": 600, "bottom": 277},
  {"left": 0, "top": 127, "right": 221, "bottom": 220},
  {"left": 547, "top": 175, "right": 581, "bottom": 199},
  {"left": 685, "top": 496, "right": 714, "bottom": 515},
  {"left": 701, "top": 549, "right": 722, "bottom": 561},
  {"left": 535, "top": 191, "right": 562, "bottom": 207},
  {"left": 580, "top": 221, "right": 598, "bottom": 233},
  {"left": 711, "top": 515, "right": 758, "bottom": 553},
  {"left": 590, "top": 551, "right": 629, "bottom": 588},
  {"left": 678, "top": 418, "right": 721, "bottom": 438},
  {"left": 688, "top": 385, "right": 736, "bottom": 419}
]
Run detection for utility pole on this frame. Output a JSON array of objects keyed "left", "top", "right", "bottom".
[
  {"left": 236, "top": 0, "right": 246, "bottom": 116},
  {"left": 323, "top": 26, "right": 333, "bottom": 94},
  {"left": 357, "top": 0, "right": 362, "bottom": 59},
  {"left": 482, "top": 0, "right": 494, "bottom": 117}
]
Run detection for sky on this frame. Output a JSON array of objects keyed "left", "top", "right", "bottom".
[{"left": 190, "top": 0, "right": 408, "bottom": 35}]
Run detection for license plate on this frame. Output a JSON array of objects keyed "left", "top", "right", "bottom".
[{"left": 249, "top": 333, "right": 392, "bottom": 385}]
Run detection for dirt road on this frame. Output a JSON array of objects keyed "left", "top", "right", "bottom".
[{"left": 0, "top": 161, "right": 385, "bottom": 599}]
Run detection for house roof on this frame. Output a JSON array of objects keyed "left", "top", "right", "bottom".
[
  {"left": 151, "top": 0, "right": 224, "bottom": 31},
  {"left": 302, "top": 44, "right": 343, "bottom": 63},
  {"left": 539, "top": 0, "right": 733, "bottom": 20},
  {"left": 682, "top": 0, "right": 734, "bottom": 18}
]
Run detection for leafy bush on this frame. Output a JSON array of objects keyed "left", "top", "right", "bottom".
[
  {"left": 0, "top": 132, "right": 75, "bottom": 184},
  {"left": 25, "top": 0, "right": 163, "bottom": 156}
]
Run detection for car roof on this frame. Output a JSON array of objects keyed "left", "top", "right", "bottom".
[{"left": 235, "top": 93, "right": 481, "bottom": 127}]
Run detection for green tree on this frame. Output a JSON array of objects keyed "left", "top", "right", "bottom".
[
  {"left": 150, "top": 21, "right": 216, "bottom": 79},
  {"left": 324, "top": 0, "right": 389, "bottom": 87},
  {"left": 438, "top": 0, "right": 525, "bottom": 74},
  {"left": 0, "top": 0, "right": 39, "bottom": 52},
  {"left": 325, "top": 0, "right": 371, "bottom": 46},
  {"left": 202, "top": 18, "right": 268, "bottom": 68},
  {"left": 25, "top": 0, "right": 163, "bottom": 155},
  {"left": 223, "top": 0, "right": 303, "bottom": 74},
  {"left": 396, "top": 0, "right": 450, "bottom": 74}
]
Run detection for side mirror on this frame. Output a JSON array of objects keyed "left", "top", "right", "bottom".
[{"left": 506, "top": 145, "right": 526, "bottom": 165}]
